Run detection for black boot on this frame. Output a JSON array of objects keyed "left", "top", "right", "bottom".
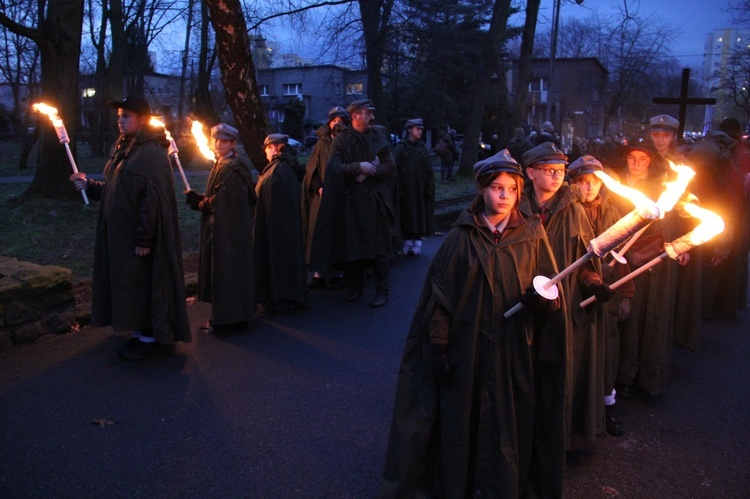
[{"left": 605, "top": 403, "right": 624, "bottom": 436}]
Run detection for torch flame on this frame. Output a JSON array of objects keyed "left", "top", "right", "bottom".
[
  {"left": 655, "top": 161, "right": 695, "bottom": 216},
  {"left": 594, "top": 170, "right": 657, "bottom": 210},
  {"left": 32, "top": 102, "right": 65, "bottom": 128},
  {"left": 149, "top": 117, "right": 175, "bottom": 142},
  {"left": 191, "top": 120, "right": 216, "bottom": 161},
  {"left": 682, "top": 202, "right": 724, "bottom": 246}
]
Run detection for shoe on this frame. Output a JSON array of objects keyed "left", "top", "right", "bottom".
[
  {"left": 119, "top": 340, "right": 161, "bottom": 360},
  {"left": 326, "top": 276, "right": 343, "bottom": 289},
  {"left": 605, "top": 404, "right": 625, "bottom": 436},
  {"left": 116, "top": 337, "right": 141, "bottom": 354},
  {"left": 308, "top": 276, "right": 327, "bottom": 289},
  {"left": 616, "top": 382, "right": 636, "bottom": 400},
  {"left": 402, "top": 241, "right": 413, "bottom": 255},
  {"left": 371, "top": 290, "right": 389, "bottom": 308},
  {"left": 265, "top": 300, "right": 297, "bottom": 312},
  {"left": 411, "top": 243, "right": 422, "bottom": 256},
  {"left": 345, "top": 288, "right": 363, "bottom": 302}
]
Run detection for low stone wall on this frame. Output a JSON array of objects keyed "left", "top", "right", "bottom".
[{"left": 0, "top": 256, "right": 82, "bottom": 351}]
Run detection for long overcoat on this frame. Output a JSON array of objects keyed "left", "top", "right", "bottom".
[
  {"left": 254, "top": 150, "right": 308, "bottom": 306},
  {"left": 379, "top": 209, "right": 567, "bottom": 498},
  {"left": 197, "top": 151, "right": 256, "bottom": 325},
  {"left": 393, "top": 137, "right": 435, "bottom": 236},
  {"left": 89, "top": 128, "right": 191, "bottom": 346}
]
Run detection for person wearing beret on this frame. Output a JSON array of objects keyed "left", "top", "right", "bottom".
[
  {"left": 310, "top": 98, "right": 396, "bottom": 308},
  {"left": 70, "top": 95, "right": 191, "bottom": 360},
  {"left": 393, "top": 118, "right": 434, "bottom": 257},
  {"left": 568, "top": 155, "right": 633, "bottom": 436},
  {"left": 379, "top": 150, "right": 567, "bottom": 498},
  {"left": 254, "top": 134, "right": 308, "bottom": 312},
  {"left": 185, "top": 123, "right": 257, "bottom": 332},
  {"left": 302, "top": 107, "right": 349, "bottom": 290},
  {"left": 520, "top": 142, "right": 614, "bottom": 443}
]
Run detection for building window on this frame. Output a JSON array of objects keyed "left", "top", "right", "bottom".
[
  {"left": 283, "top": 83, "right": 302, "bottom": 96},
  {"left": 278, "top": 110, "right": 285, "bottom": 123},
  {"left": 335, "top": 83, "right": 341, "bottom": 96},
  {"left": 82, "top": 88, "right": 96, "bottom": 98},
  {"left": 259, "top": 85, "right": 269, "bottom": 96},
  {"left": 346, "top": 83, "right": 363, "bottom": 95}
]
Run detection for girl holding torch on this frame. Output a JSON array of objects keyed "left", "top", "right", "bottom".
[{"left": 70, "top": 95, "right": 190, "bottom": 360}]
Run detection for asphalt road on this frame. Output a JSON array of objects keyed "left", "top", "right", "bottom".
[{"left": 1, "top": 236, "right": 748, "bottom": 498}]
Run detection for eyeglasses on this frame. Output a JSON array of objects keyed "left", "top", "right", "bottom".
[{"left": 533, "top": 167, "right": 566, "bottom": 178}]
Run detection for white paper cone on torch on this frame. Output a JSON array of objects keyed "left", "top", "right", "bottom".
[
  {"left": 32, "top": 103, "right": 89, "bottom": 205},
  {"left": 150, "top": 117, "right": 191, "bottom": 191},
  {"left": 580, "top": 203, "right": 724, "bottom": 308}
]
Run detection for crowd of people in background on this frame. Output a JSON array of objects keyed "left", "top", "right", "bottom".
[{"left": 70, "top": 94, "right": 749, "bottom": 497}]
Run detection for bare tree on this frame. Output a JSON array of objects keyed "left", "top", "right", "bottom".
[
  {"left": 511, "top": 0, "right": 542, "bottom": 137},
  {"left": 204, "top": 0, "right": 270, "bottom": 169},
  {"left": 715, "top": 47, "right": 750, "bottom": 123},
  {"left": 0, "top": 0, "right": 85, "bottom": 202}
]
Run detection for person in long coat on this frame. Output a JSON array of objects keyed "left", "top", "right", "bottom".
[
  {"left": 302, "top": 106, "right": 348, "bottom": 289},
  {"left": 519, "top": 142, "right": 614, "bottom": 442},
  {"left": 185, "top": 123, "right": 256, "bottom": 331},
  {"left": 70, "top": 95, "right": 191, "bottom": 360},
  {"left": 568, "top": 155, "right": 633, "bottom": 436},
  {"left": 379, "top": 150, "right": 567, "bottom": 498},
  {"left": 310, "top": 99, "right": 396, "bottom": 308},
  {"left": 254, "top": 133, "right": 308, "bottom": 311},
  {"left": 393, "top": 118, "right": 434, "bottom": 256}
]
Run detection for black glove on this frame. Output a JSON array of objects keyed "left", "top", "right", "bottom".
[
  {"left": 185, "top": 190, "right": 204, "bottom": 211},
  {"left": 520, "top": 286, "right": 560, "bottom": 315},
  {"left": 431, "top": 344, "right": 450, "bottom": 383},
  {"left": 589, "top": 282, "right": 615, "bottom": 303}
]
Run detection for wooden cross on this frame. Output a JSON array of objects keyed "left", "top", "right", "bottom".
[{"left": 653, "top": 68, "right": 716, "bottom": 138}]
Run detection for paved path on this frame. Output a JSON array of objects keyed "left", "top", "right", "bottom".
[{"left": 0, "top": 237, "right": 748, "bottom": 498}]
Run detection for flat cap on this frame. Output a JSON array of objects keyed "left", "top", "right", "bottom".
[
  {"left": 106, "top": 95, "right": 152, "bottom": 116},
  {"left": 523, "top": 141, "right": 569, "bottom": 166},
  {"left": 346, "top": 99, "right": 376, "bottom": 114},
  {"left": 649, "top": 114, "right": 679, "bottom": 132},
  {"left": 568, "top": 155, "right": 603, "bottom": 178},
  {"left": 473, "top": 149, "right": 523, "bottom": 178},
  {"left": 404, "top": 118, "right": 424, "bottom": 130},
  {"left": 210, "top": 123, "right": 239, "bottom": 140},
  {"left": 263, "top": 133, "right": 288, "bottom": 147},
  {"left": 327, "top": 106, "right": 348, "bottom": 122}
]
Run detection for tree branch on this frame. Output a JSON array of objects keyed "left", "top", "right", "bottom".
[{"left": 248, "top": 0, "right": 352, "bottom": 31}]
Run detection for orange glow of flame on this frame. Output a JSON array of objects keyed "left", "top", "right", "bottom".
[
  {"left": 594, "top": 170, "right": 659, "bottom": 212},
  {"left": 682, "top": 202, "right": 724, "bottom": 245},
  {"left": 149, "top": 117, "right": 175, "bottom": 142},
  {"left": 655, "top": 161, "right": 695, "bottom": 217},
  {"left": 191, "top": 120, "right": 216, "bottom": 161},
  {"left": 32, "top": 102, "right": 64, "bottom": 127}
]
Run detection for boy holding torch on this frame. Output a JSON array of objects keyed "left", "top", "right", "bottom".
[{"left": 70, "top": 95, "right": 190, "bottom": 360}]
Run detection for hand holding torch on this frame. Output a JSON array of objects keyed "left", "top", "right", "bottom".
[{"left": 32, "top": 103, "right": 89, "bottom": 205}]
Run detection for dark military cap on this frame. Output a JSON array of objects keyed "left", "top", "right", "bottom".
[
  {"left": 327, "top": 106, "right": 348, "bottom": 123},
  {"left": 106, "top": 95, "right": 152, "bottom": 116},
  {"left": 718, "top": 117, "right": 743, "bottom": 139},
  {"left": 473, "top": 149, "right": 523, "bottom": 178},
  {"left": 568, "top": 155, "right": 603, "bottom": 178},
  {"left": 263, "top": 133, "right": 288, "bottom": 147},
  {"left": 403, "top": 118, "right": 424, "bottom": 130},
  {"left": 210, "top": 123, "right": 239, "bottom": 140},
  {"left": 619, "top": 136, "right": 655, "bottom": 157},
  {"left": 649, "top": 114, "right": 679, "bottom": 132},
  {"left": 346, "top": 99, "right": 376, "bottom": 114},
  {"left": 523, "top": 141, "right": 569, "bottom": 166}
]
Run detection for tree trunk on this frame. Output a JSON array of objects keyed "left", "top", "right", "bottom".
[
  {"left": 511, "top": 0, "right": 541, "bottom": 137},
  {"left": 192, "top": 1, "right": 219, "bottom": 125},
  {"left": 459, "top": 0, "right": 512, "bottom": 174},
  {"left": 358, "top": 0, "right": 394, "bottom": 124},
  {"left": 23, "top": 0, "right": 85, "bottom": 201},
  {"left": 204, "top": 0, "right": 270, "bottom": 170}
]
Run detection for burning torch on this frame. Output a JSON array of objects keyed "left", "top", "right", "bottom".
[
  {"left": 580, "top": 202, "right": 724, "bottom": 308},
  {"left": 504, "top": 198, "right": 661, "bottom": 318},
  {"left": 605, "top": 161, "right": 695, "bottom": 266},
  {"left": 190, "top": 120, "right": 216, "bottom": 162},
  {"left": 149, "top": 117, "right": 191, "bottom": 191},
  {"left": 32, "top": 103, "right": 89, "bottom": 205}
]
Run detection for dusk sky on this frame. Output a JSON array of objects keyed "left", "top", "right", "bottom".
[{"left": 543, "top": 0, "right": 744, "bottom": 69}]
